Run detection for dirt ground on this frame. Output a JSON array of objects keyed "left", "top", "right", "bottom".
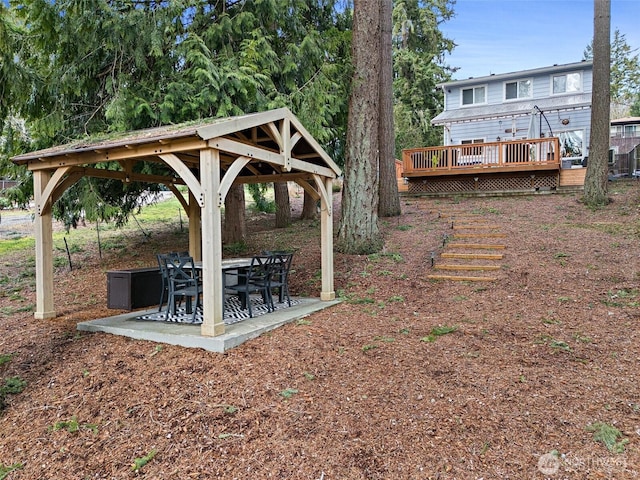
[{"left": 0, "top": 182, "right": 639, "bottom": 479}]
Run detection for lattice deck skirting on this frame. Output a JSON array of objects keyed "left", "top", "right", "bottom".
[
  {"left": 136, "top": 294, "right": 299, "bottom": 325},
  {"left": 407, "top": 172, "right": 558, "bottom": 195}
]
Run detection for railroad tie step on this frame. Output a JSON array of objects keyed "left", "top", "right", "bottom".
[
  {"left": 434, "top": 264, "right": 501, "bottom": 271},
  {"left": 446, "top": 243, "right": 506, "bottom": 250},
  {"left": 453, "top": 233, "right": 507, "bottom": 239},
  {"left": 452, "top": 225, "right": 502, "bottom": 230},
  {"left": 441, "top": 252, "right": 504, "bottom": 260},
  {"left": 427, "top": 274, "right": 497, "bottom": 282},
  {"left": 438, "top": 212, "right": 482, "bottom": 219}
]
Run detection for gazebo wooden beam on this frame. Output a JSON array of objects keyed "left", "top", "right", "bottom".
[
  {"left": 77, "top": 166, "right": 180, "bottom": 185},
  {"left": 232, "top": 172, "right": 313, "bottom": 185},
  {"left": 24, "top": 137, "right": 208, "bottom": 171}
]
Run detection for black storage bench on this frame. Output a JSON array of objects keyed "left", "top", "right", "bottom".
[{"left": 107, "top": 267, "right": 162, "bottom": 310}]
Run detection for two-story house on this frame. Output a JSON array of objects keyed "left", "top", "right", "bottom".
[{"left": 401, "top": 60, "right": 593, "bottom": 195}]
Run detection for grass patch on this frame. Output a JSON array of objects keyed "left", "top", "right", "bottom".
[
  {"left": 0, "top": 354, "right": 13, "bottom": 368},
  {"left": 421, "top": 325, "right": 458, "bottom": 343},
  {"left": 586, "top": 422, "right": 628, "bottom": 453},
  {"left": 387, "top": 295, "right": 404, "bottom": 303},
  {"left": 373, "top": 336, "right": 395, "bottom": 343},
  {"left": 131, "top": 449, "right": 157, "bottom": 472},
  {"left": 50, "top": 416, "right": 98, "bottom": 434},
  {"left": 340, "top": 292, "right": 375, "bottom": 305},
  {"left": 279, "top": 388, "right": 299, "bottom": 399},
  {"left": 549, "top": 340, "right": 571, "bottom": 352},
  {"left": 367, "top": 252, "right": 404, "bottom": 263},
  {"left": 603, "top": 288, "right": 639, "bottom": 307},
  {"left": 0, "top": 237, "right": 35, "bottom": 255},
  {"left": 0, "top": 376, "right": 26, "bottom": 411},
  {"left": 0, "top": 463, "right": 23, "bottom": 479}
]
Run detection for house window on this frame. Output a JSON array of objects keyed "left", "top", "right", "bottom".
[
  {"left": 461, "top": 86, "right": 486, "bottom": 106},
  {"left": 505, "top": 79, "right": 532, "bottom": 100},
  {"left": 624, "top": 125, "right": 638, "bottom": 137},
  {"left": 552, "top": 72, "right": 581, "bottom": 94}
]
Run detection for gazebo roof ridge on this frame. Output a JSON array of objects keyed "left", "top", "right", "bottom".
[{"left": 12, "top": 108, "right": 341, "bottom": 177}]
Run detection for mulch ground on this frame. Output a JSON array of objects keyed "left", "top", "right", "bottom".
[{"left": 1, "top": 182, "right": 639, "bottom": 479}]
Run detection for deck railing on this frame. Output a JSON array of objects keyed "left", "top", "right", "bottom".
[{"left": 402, "top": 137, "right": 560, "bottom": 175}]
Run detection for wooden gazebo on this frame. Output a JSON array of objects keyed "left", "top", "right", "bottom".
[{"left": 12, "top": 108, "right": 341, "bottom": 337}]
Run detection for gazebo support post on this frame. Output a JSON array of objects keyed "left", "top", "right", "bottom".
[
  {"left": 33, "top": 170, "right": 56, "bottom": 319},
  {"left": 320, "top": 177, "right": 336, "bottom": 301},
  {"left": 188, "top": 190, "right": 202, "bottom": 261},
  {"left": 199, "top": 148, "right": 225, "bottom": 337}
]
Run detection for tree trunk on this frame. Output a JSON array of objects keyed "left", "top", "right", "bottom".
[
  {"left": 222, "top": 183, "right": 246, "bottom": 244},
  {"left": 274, "top": 181, "right": 291, "bottom": 228},
  {"left": 377, "top": 0, "right": 401, "bottom": 218},
  {"left": 583, "top": 0, "right": 610, "bottom": 206},
  {"left": 300, "top": 189, "right": 318, "bottom": 220},
  {"left": 337, "top": 0, "right": 382, "bottom": 254}
]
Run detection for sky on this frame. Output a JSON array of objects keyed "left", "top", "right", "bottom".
[{"left": 440, "top": 0, "right": 640, "bottom": 80}]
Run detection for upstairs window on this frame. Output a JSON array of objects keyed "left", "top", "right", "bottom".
[
  {"left": 552, "top": 72, "right": 581, "bottom": 94},
  {"left": 461, "top": 86, "right": 486, "bottom": 106},
  {"left": 505, "top": 79, "right": 532, "bottom": 100}
]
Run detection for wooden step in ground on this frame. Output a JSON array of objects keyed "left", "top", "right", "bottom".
[
  {"left": 446, "top": 243, "right": 506, "bottom": 249},
  {"left": 453, "top": 233, "right": 507, "bottom": 239},
  {"left": 441, "top": 252, "right": 504, "bottom": 260},
  {"left": 434, "top": 264, "right": 501, "bottom": 271},
  {"left": 427, "top": 274, "right": 497, "bottom": 282},
  {"left": 434, "top": 209, "right": 506, "bottom": 283},
  {"left": 452, "top": 224, "right": 502, "bottom": 230},
  {"left": 438, "top": 213, "right": 482, "bottom": 219}
]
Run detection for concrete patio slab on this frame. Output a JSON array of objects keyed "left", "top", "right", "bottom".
[{"left": 77, "top": 297, "right": 340, "bottom": 353}]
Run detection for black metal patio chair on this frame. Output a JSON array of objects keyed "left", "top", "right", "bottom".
[
  {"left": 224, "top": 255, "right": 272, "bottom": 318},
  {"left": 163, "top": 255, "right": 202, "bottom": 323},
  {"left": 156, "top": 251, "right": 190, "bottom": 311},
  {"left": 266, "top": 252, "right": 294, "bottom": 308}
]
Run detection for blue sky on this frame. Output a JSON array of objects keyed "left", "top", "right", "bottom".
[{"left": 440, "top": 0, "right": 640, "bottom": 80}]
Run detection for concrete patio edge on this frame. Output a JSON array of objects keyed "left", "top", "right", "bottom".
[{"left": 77, "top": 298, "right": 341, "bottom": 353}]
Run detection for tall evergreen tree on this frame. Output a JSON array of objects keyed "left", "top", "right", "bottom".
[
  {"left": 584, "top": 29, "right": 640, "bottom": 118},
  {"left": 392, "top": 0, "right": 455, "bottom": 157},
  {"left": 337, "top": 0, "right": 382, "bottom": 254},
  {"left": 4, "top": 0, "right": 351, "bottom": 229},
  {"left": 378, "top": 0, "right": 401, "bottom": 218},
  {"left": 583, "top": 0, "right": 610, "bottom": 206}
]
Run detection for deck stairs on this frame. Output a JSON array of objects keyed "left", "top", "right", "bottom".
[{"left": 427, "top": 211, "right": 506, "bottom": 282}]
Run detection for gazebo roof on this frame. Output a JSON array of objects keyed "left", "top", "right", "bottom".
[{"left": 13, "top": 108, "right": 341, "bottom": 182}]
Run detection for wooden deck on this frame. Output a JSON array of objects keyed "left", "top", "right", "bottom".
[
  {"left": 403, "top": 137, "right": 560, "bottom": 176},
  {"left": 400, "top": 137, "right": 583, "bottom": 194}
]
